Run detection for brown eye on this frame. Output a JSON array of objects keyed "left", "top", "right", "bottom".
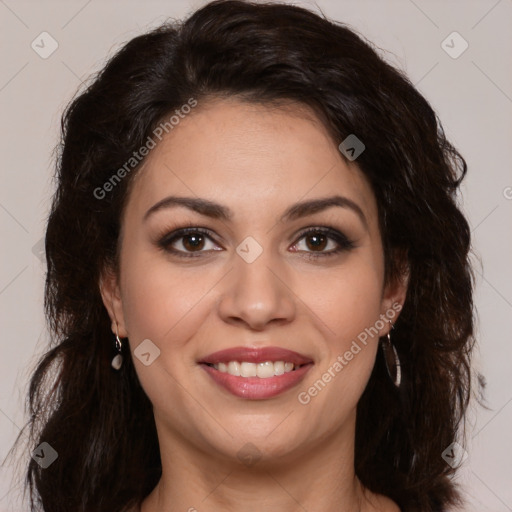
[
  {"left": 158, "top": 228, "right": 221, "bottom": 258},
  {"left": 304, "top": 232, "right": 329, "bottom": 252},
  {"left": 181, "top": 233, "right": 206, "bottom": 252},
  {"left": 291, "top": 227, "right": 355, "bottom": 260}
]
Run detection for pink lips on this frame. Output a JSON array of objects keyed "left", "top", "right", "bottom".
[{"left": 198, "top": 346, "right": 314, "bottom": 400}]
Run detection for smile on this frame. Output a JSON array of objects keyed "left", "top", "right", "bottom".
[{"left": 198, "top": 346, "right": 314, "bottom": 400}]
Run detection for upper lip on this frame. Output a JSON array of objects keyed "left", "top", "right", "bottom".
[{"left": 198, "top": 346, "right": 314, "bottom": 365}]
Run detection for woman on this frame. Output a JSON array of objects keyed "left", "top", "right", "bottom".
[{"left": 13, "top": 0, "right": 478, "bottom": 510}]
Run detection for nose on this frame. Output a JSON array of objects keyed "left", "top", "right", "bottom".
[{"left": 216, "top": 246, "right": 296, "bottom": 331}]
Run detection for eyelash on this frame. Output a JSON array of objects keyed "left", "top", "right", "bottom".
[{"left": 157, "top": 225, "right": 355, "bottom": 260}]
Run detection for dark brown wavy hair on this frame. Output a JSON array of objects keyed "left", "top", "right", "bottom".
[{"left": 6, "top": 1, "right": 480, "bottom": 511}]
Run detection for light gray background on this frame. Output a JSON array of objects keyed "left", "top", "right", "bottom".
[{"left": 1, "top": 0, "right": 511, "bottom": 510}]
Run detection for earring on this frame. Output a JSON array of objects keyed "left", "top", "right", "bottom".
[
  {"left": 381, "top": 326, "right": 401, "bottom": 387},
  {"left": 111, "top": 324, "right": 124, "bottom": 371}
]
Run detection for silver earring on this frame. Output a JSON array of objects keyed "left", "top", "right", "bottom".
[
  {"left": 111, "top": 324, "right": 124, "bottom": 371},
  {"left": 381, "top": 327, "right": 401, "bottom": 387}
]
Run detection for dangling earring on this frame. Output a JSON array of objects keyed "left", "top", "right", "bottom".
[
  {"left": 381, "top": 325, "right": 401, "bottom": 387},
  {"left": 111, "top": 323, "right": 124, "bottom": 370}
]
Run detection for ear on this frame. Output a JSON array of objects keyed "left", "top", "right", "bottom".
[
  {"left": 378, "top": 259, "right": 409, "bottom": 337},
  {"left": 99, "top": 265, "right": 128, "bottom": 338}
]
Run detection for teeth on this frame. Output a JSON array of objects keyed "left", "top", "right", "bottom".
[
  {"left": 212, "top": 360, "right": 298, "bottom": 378},
  {"left": 256, "top": 361, "right": 274, "bottom": 378},
  {"left": 240, "top": 362, "right": 257, "bottom": 377},
  {"left": 274, "top": 361, "right": 285, "bottom": 375},
  {"left": 227, "top": 361, "right": 241, "bottom": 376}
]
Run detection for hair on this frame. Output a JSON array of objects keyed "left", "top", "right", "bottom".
[{"left": 6, "top": 1, "right": 480, "bottom": 511}]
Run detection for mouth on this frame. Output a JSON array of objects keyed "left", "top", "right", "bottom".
[{"left": 198, "top": 346, "right": 314, "bottom": 399}]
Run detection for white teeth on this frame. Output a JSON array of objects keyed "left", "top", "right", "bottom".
[
  {"left": 256, "top": 361, "right": 274, "bottom": 378},
  {"left": 212, "top": 360, "right": 298, "bottom": 378},
  {"left": 274, "top": 361, "right": 285, "bottom": 375},
  {"left": 227, "top": 361, "right": 241, "bottom": 376},
  {"left": 240, "top": 362, "right": 257, "bottom": 377}
]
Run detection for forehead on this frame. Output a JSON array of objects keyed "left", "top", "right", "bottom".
[{"left": 123, "top": 98, "right": 377, "bottom": 226}]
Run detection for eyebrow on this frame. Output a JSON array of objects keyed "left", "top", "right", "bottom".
[{"left": 143, "top": 194, "right": 368, "bottom": 228}]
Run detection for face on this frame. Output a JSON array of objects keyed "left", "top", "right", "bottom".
[{"left": 101, "top": 98, "right": 406, "bottom": 466}]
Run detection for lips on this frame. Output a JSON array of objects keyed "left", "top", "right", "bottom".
[
  {"left": 198, "top": 346, "right": 314, "bottom": 400},
  {"left": 198, "top": 346, "right": 313, "bottom": 366}
]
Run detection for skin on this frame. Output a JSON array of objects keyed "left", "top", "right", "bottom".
[{"left": 100, "top": 98, "right": 407, "bottom": 512}]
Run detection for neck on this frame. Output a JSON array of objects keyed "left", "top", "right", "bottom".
[{"left": 140, "top": 413, "right": 394, "bottom": 512}]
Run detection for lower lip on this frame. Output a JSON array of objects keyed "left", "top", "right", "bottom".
[{"left": 200, "top": 363, "right": 313, "bottom": 400}]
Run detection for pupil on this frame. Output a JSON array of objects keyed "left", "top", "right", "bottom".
[
  {"left": 307, "top": 233, "right": 326, "bottom": 251},
  {"left": 184, "top": 234, "right": 204, "bottom": 251}
]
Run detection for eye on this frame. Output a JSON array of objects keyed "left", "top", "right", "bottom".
[
  {"left": 291, "top": 227, "right": 355, "bottom": 260},
  {"left": 158, "top": 227, "right": 222, "bottom": 258}
]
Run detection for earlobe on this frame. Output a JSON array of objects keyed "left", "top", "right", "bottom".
[{"left": 98, "top": 267, "right": 128, "bottom": 337}]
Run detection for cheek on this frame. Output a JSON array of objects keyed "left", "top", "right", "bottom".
[
  {"left": 119, "top": 248, "right": 218, "bottom": 356},
  {"left": 294, "top": 251, "right": 384, "bottom": 415},
  {"left": 118, "top": 251, "right": 210, "bottom": 409},
  {"left": 307, "top": 252, "right": 384, "bottom": 348}
]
